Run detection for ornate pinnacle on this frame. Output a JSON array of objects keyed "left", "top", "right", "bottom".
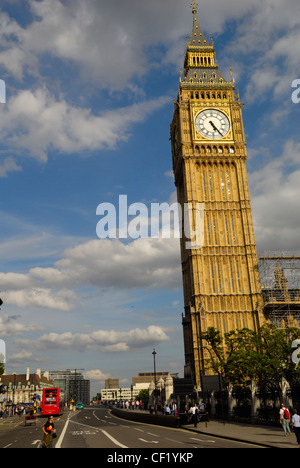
[{"left": 190, "top": 1, "right": 198, "bottom": 14}]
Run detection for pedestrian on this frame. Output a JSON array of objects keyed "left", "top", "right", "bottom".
[
  {"left": 189, "top": 404, "right": 199, "bottom": 428},
  {"left": 292, "top": 410, "right": 300, "bottom": 446},
  {"left": 280, "top": 403, "right": 291, "bottom": 436},
  {"left": 41, "top": 416, "right": 57, "bottom": 448}
]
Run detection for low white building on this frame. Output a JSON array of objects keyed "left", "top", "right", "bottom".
[{"left": 101, "top": 385, "right": 143, "bottom": 402}]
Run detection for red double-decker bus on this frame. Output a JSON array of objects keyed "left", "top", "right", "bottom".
[{"left": 42, "top": 388, "right": 65, "bottom": 416}]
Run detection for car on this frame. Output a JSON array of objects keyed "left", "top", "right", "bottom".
[{"left": 76, "top": 402, "right": 84, "bottom": 409}]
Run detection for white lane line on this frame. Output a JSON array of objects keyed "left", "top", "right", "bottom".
[
  {"left": 68, "top": 418, "right": 128, "bottom": 449},
  {"left": 191, "top": 437, "right": 215, "bottom": 443},
  {"left": 93, "top": 410, "right": 100, "bottom": 420},
  {"left": 100, "top": 429, "right": 128, "bottom": 449},
  {"left": 69, "top": 420, "right": 99, "bottom": 431},
  {"left": 55, "top": 416, "right": 70, "bottom": 449},
  {"left": 138, "top": 438, "right": 159, "bottom": 444},
  {"left": 165, "top": 437, "right": 184, "bottom": 445}
]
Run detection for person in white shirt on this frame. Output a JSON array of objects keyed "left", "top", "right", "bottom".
[
  {"left": 292, "top": 410, "right": 300, "bottom": 446},
  {"left": 189, "top": 404, "right": 199, "bottom": 427}
]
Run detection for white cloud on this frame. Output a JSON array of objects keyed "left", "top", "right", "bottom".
[
  {"left": 0, "top": 88, "right": 168, "bottom": 161},
  {"left": 19, "top": 325, "right": 170, "bottom": 353},
  {"left": 55, "top": 237, "right": 181, "bottom": 290},
  {"left": 3, "top": 288, "right": 78, "bottom": 312},
  {"left": 0, "top": 157, "right": 22, "bottom": 178},
  {"left": 224, "top": 0, "right": 300, "bottom": 102},
  {"left": 0, "top": 0, "right": 195, "bottom": 87},
  {"left": 250, "top": 140, "right": 300, "bottom": 253},
  {"left": 0, "top": 0, "right": 298, "bottom": 165},
  {"left": 84, "top": 369, "right": 111, "bottom": 382},
  {"left": 0, "top": 0, "right": 298, "bottom": 97},
  {"left": 0, "top": 236, "right": 181, "bottom": 311},
  {"left": 0, "top": 315, "right": 42, "bottom": 338},
  {"left": 9, "top": 351, "right": 43, "bottom": 365},
  {"left": 0, "top": 232, "right": 84, "bottom": 262}
]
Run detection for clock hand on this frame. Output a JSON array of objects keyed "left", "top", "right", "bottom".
[{"left": 209, "top": 121, "right": 223, "bottom": 137}]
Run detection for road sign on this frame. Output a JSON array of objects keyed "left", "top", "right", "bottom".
[{"left": 201, "top": 375, "right": 223, "bottom": 393}]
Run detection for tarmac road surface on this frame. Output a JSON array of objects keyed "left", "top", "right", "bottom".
[
  {"left": 54, "top": 407, "right": 263, "bottom": 449},
  {"left": 0, "top": 407, "right": 265, "bottom": 449}
]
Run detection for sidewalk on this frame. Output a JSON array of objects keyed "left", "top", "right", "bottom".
[
  {"left": 182, "top": 419, "right": 299, "bottom": 448},
  {"left": 0, "top": 414, "right": 25, "bottom": 430}
]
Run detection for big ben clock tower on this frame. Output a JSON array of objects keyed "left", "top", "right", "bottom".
[{"left": 171, "top": 2, "right": 265, "bottom": 387}]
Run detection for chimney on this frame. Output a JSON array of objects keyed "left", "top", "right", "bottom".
[
  {"left": 36, "top": 368, "right": 41, "bottom": 378},
  {"left": 26, "top": 367, "right": 30, "bottom": 381}
]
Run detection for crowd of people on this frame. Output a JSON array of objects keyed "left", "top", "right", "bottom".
[
  {"left": 0, "top": 405, "right": 35, "bottom": 418},
  {"left": 110, "top": 398, "right": 209, "bottom": 422},
  {"left": 115, "top": 400, "right": 144, "bottom": 410}
]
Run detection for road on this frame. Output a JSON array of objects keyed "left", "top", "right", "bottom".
[{"left": 0, "top": 407, "right": 264, "bottom": 450}]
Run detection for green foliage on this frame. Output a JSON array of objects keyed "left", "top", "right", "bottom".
[
  {"left": 200, "top": 324, "right": 300, "bottom": 399},
  {"left": 0, "top": 360, "right": 4, "bottom": 377},
  {"left": 137, "top": 388, "right": 149, "bottom": 404}
]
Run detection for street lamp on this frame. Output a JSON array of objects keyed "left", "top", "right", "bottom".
[
  {"left": 152, "top": 348, "right": 157, "bottom": 390},
  {"left": 152, "top": 348, "right": 157, "bottom": 413},
  {"left": 12, "top": 373, "right": 16, "bottom": 406}
]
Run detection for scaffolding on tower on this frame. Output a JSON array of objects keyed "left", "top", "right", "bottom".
[{"left": 259, "top": 252, "right": 300, "bottom": 328}]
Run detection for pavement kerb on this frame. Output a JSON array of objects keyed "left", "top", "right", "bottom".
[{"left": 180, "top": 424, "right": 276, "bottom": 449}]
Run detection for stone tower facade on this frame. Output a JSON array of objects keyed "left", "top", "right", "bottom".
[{"left": 171, "top": 3, "right": 265, "bottom": 387}]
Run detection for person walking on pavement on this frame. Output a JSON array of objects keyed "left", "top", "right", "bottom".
[
  {"left": 41, "top": 416, "right": 57, "bottom": 448},
  {"left": 292, "top": 410, "right": 300, "bottom": 446},
  {"left": 280, "top": 403, "right": 291, "bottom": 437},
  {"left": 189, "top": 403, "right": 199, "bottom": 428}
]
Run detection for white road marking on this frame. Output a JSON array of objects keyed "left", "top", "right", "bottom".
[
  {"left": 166, "top": 437, "right": 184, "bottom": 444},
  {"left": 55, "top": 416, "right": 70, "bottom": 449},
  {"left": 191, "top": 437, "right": 215, "bottom": 443},
  {"left": 100, "top": 429, "right": 128, "bottom": 449},
  {"left": 138, "top": 438, "right": 159, "bottom": 444}
]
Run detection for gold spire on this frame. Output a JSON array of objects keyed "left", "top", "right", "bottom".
[
  {"left": 190, "top": 1, "right": 198, "bottom": 14},
  {"left": 188, "top": 1, "right": 211, "bottom": 49}
]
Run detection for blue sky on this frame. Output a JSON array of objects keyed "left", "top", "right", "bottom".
[{"left": 0, "top": 0, "right": 300, "bottom": 397}]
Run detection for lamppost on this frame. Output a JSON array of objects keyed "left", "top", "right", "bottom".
[
  {"left": 152, "top": 348, "right": 157, "bottom": 413},
  {"left": 12, "top": 373, "right": 16, "bottom": 407},
  {"left": 152, "top": 348, "right": 157, "bottom": 388}
]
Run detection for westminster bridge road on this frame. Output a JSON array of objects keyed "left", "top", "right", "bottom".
[{"left": 0, "top": 407, "right": 266, "bottom": 450}]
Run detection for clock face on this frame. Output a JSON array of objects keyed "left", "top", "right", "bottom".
[{"left": 195, "top": 109, "right": 230, "bottom": 140}]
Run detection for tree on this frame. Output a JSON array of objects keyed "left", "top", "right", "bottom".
[
  {"left": 0, "top": 354, "right": 4, "bottom": 377},
  {"left": 200, "top": 324, "right": 300, "bottom": 401},
  {"left": 137, "top": 389, "right": 149, "bottom": 406}
]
